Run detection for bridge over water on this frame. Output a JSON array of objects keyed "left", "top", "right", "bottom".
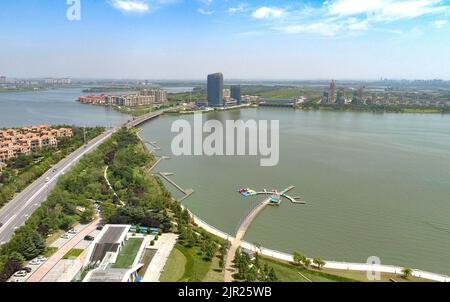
[{"left": 224, "top": 186, "right": 295, "bottom": 282}]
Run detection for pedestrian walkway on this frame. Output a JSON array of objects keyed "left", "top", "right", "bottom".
[{"left": 142, "top": 233, "right": 178, "bottom": 282}]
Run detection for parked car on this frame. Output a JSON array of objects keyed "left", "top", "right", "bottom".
[
  {"left": 30, "top": 259, "right": 40, "bottom": 265},
  {"left": 84, "top": 235, "right": 94, "bottom": 241},
  {"left": 96, "top": 225, "right": 104, "bottom": 231},
  {"left": 45, "top": 177, "right": 50, "bottom": 183},
  {"left": 60, "top": 234, "right": 70, "bottom": 239},
  {"left": 0, "top": 222, "right": 3, "bottom": 228},
  {"left": 13, "top": 271, "right": 27, "bottom": 277},
  {"left": 68, "top": 229, "right": 77, "bottom": 234},
  {"left": 22, "top": 267, "right": 32, "bottom": 273},
  {"left": 36, "top": 256, "right": 47, "bottom": 262}
]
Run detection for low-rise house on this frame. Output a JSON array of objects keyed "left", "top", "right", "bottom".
[{"left": 0, "top": 125, "right": 72, "bottom": 161}]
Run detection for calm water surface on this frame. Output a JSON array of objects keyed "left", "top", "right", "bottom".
[{"left": 140, "top": 108, "right": 450, "bottom": 275}]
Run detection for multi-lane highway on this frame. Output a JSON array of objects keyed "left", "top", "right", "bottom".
[
  {"left": 0, "top": 109, "right": 165, "bottom": 245},
  {"left": 0, "top": 128, "right": 115, "bottom": 244}
]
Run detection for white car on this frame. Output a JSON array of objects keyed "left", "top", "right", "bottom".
[
  {"left": 68, "top": 229, "right": 77, "bottom": 234},
  {"left": 60, "top": 234, "right": 70, "bottom": 239},
  {"left": 13, "top": 271, "right": 27, "bottom": 277},
  {"left": 30, "top": 259, "right": 41, "bottom": 265},
  {"left": 45, "top": 177, "right": 50, "bottom": 183},
  {"left": 36, "top": 256, "right": 47, "bottom": 262}
]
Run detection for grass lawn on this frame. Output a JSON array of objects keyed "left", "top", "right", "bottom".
[
  {"left": 46, "top": 230, "right": 65, "bottom": 246},
  {"left": 161, "top": 243, "right": 213, "bottom": 282},
  {"left": 321, "top": 268, "right": 433, "bottom": 282},
  {"left": 160, "top": 246, "right": 187, "bottom": 282},
  {"left": 203, "top": 253, "right": 224, "bottom": 282},
  {"left": 63, "top": 248, "right": 84, "bottom": 259},
  {"left": 43, "top": 247, "right": 58, "bottom": 257},
  {"left": 259, "top": 256, "right": 357, "bottom": 282},
  {"left": 112, "top": 238, "right": 144, "bottom": 269}
]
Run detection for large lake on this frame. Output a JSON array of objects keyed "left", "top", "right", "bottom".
[
  {"left": 0, "top": 86, "right": 194, "bottom": 128},
  {"left": 0, "top": 88, "right": 130, "bottom": 127},
  {"left": 139, "top": 108, "right": 450, "bottom": 275}
]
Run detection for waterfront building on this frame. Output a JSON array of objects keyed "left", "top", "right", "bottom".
[
  {"left": 44, "top": 78, "right": 72, "bottom": 85},
  {"left": 0, "top": 76, "right": 6, "bottom": 84},
  {"left": 352, "top": 87, "right": 365, "bottom": 105},
  {"left": 242, "top": 95, "right": 259, "bottom": 103},
  {"left": 207, "top": 73, "right": 224, "bottom": 107},
  {"left": 322, "top": 91, "right": 329, "bottom": 104},
  {"left": 79, "top": 89, "right": 167, "bottom": 107},
  {"left": 259, "top": 98, "right": 298, "bottom": 108},
  {"left": 223, "top": 89, "right": 231, "bottom": 99},
  {"left": 231, "top": 85, "right": 242, "bottom": 104},
  {"left": 336, "top": 89, "right": 345, "bottom": 105},
  {"left": 329, "top": 80, "right": 336, "bottom": 103}
]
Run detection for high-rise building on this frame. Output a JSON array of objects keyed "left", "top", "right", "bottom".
[
  {"left": 329, "top": 80, "right": 336, "bottom": 103},
  {"left": 231, "top": 85, "right": 241, "bottom": 104},
  {"left": 322, "top": 91, "right": 329, "bottom": 104},
  {"left": 207, "top": 73, "right": 224, "bottom": 107},
  {"left": 0, "top": 76, "right": 6, "bottom": 84},
  {"left": 336, "top": 89, "right": 345, "bottom": 105},
  {"left": 352, "top": 87, "right": 365, "bottom": 105}
]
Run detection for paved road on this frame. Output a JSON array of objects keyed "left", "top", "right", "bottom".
[
  {"left": 142, "top": 233, "right": 178, "bottom": 282},
  {"left": 0, "top": 110, "right": 165, "bottom": 246},
  {"left": 0, "top": 130, "right": 115, "bottom": 245}
]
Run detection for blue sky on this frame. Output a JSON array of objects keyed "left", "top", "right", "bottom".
[{"left": 0, "top": 0, "right": 449, "bottom": 80}]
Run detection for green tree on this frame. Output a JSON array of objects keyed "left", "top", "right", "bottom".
[
  {"left": 313, "top": 257, "right": 326, "bottom": 270},
  {"left": 293, "top": 251, "right": 305, "bottom": 266},
  {"left": 401, "top": 268, "right": 413, "bottom": 279},
  {"left": 303, "top": 258, "right": 311, "bottom": 268}
]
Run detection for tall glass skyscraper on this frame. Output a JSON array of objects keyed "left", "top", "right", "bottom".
[
  {"left": 207, "top": 73, "right": 224, "bottom": 107},
  {"left": 230, "top": 85, "right": 241, "bottom": 104}
]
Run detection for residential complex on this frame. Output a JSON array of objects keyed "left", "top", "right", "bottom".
[
  {"left": 0, "top": 126, "right": 72, "bottom": 163},
  {"left": 78, "top": 89, "right": 168, "bottom": 107},
  {"left": 322, "top": 80, "right": 450, "bottom": 107},
  {"left": 44, "top": 78, "right": 72, "bottom": 85}
]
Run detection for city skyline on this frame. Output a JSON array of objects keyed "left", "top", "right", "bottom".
[{"left": 0, "top": 0, "right": 450, "bottom": 80}]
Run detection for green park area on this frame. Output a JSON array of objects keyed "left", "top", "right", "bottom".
[{"left": 160, "top": 243, "right": 224, "bottom": 282}]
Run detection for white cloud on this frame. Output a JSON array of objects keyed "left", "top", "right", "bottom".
[
  {"left": 276, "top": 22, "right": 343, "bottom": 36},
  {"left": 198, "top": 8, "right": 215, "bottom": 15},
  {"left": 110, "top": 0, "right": 150, "bottom": 13},
  {"left": 328, "top": 0, "right": 449, "bottom": 21},
  {"left": 252, "top": 7, "right": 284, "bottom": 19},
  {"left": 228, "top": 4, "right": 246, "bottom": 14},
  {"left": 433, "top": 19, "right": 448, "bottom": 28}
]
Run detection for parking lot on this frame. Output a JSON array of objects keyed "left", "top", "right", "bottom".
[{"left": 8, "top": 221, "right": 102, "bottom": 282}]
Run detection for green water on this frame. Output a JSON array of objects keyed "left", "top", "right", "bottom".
[{"left": 140, "top": 108, "right": 450, "bottom": 275}]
